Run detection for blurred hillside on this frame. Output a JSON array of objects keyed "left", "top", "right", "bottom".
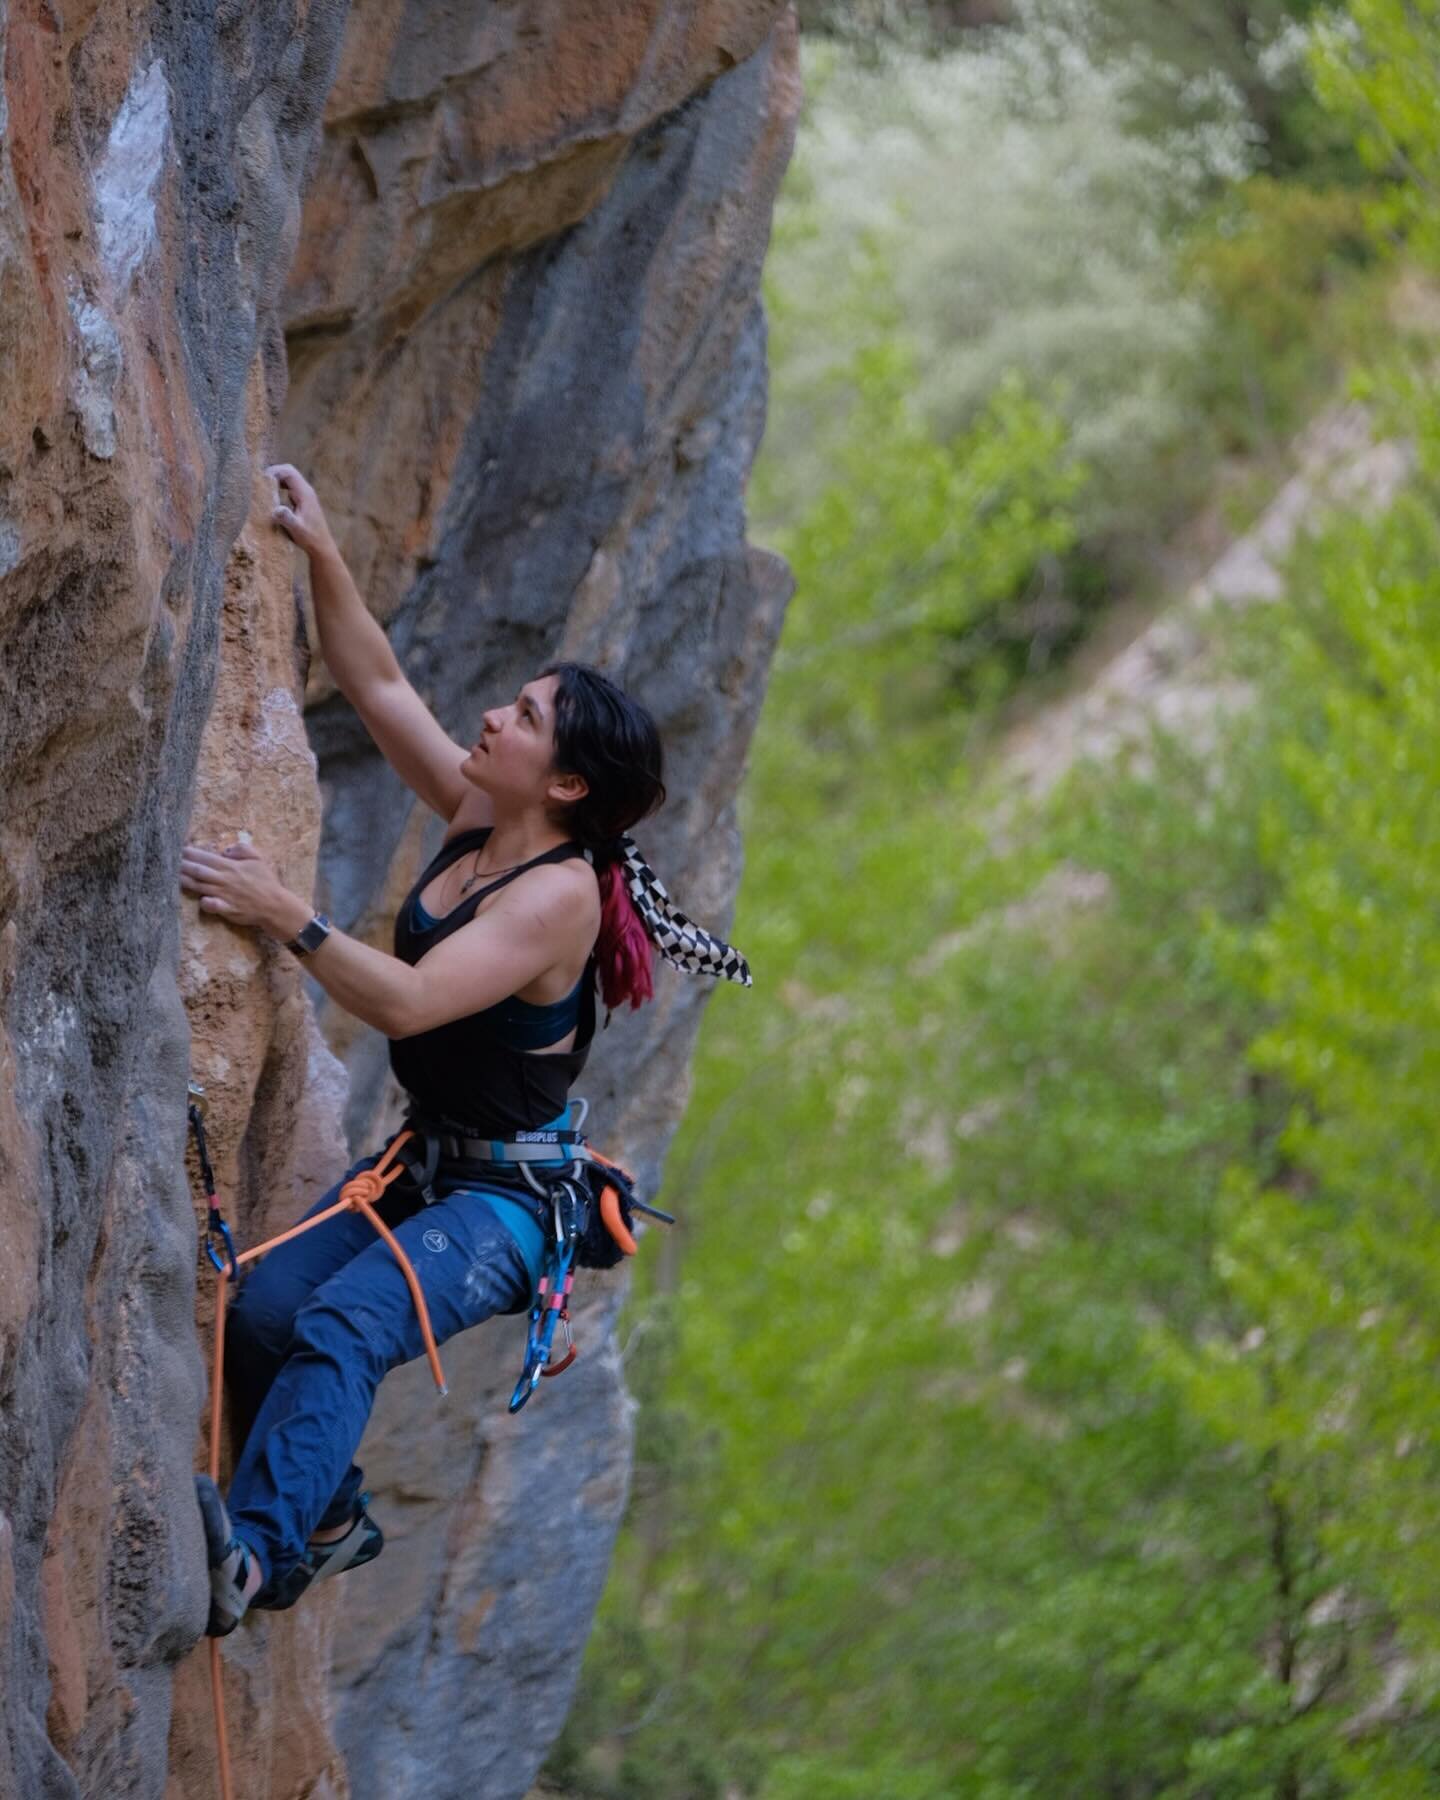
[{"left": 545, "top": 2, "right": 1440, "bottom": 1795}]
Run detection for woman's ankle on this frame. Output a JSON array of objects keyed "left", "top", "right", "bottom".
[
  {"left": 309, "top": 1515, "right": 357, "bottom": 1546},
  {"left": 240, "top": 1541, "right": 267, "bottom": 1602}
]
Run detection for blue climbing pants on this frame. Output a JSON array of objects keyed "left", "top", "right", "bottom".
[{"left": 223, "top": 1150, "right": 547, "bottom": 1585}]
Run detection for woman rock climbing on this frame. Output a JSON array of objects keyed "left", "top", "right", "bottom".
[{"left": 182, "top": 465, "right": 748, "bottom": 1638}]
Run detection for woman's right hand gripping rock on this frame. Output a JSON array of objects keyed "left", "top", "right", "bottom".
[{"left": 266, "top": 463, "right": 338, "bottom": 562}]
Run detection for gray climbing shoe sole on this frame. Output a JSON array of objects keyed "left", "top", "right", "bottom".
[{"left": 195, "top": 1473, "right": 255, "bottom": 1638}]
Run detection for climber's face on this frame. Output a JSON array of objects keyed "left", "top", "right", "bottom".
[{"left": 463, "top": 674, "right": 584, "bottom": 812}]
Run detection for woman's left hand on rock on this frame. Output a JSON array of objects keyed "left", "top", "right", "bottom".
[{"left": 181, "top": 842, "right": 297, "bottom": 934}]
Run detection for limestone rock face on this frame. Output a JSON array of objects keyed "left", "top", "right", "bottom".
[{"left": 0, "top": 2, "right": 795, "bottom": 1796}]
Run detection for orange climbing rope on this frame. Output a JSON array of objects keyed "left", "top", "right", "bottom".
[{"left": 200, "top": 1128, "right": 445, "bottom": 1800}]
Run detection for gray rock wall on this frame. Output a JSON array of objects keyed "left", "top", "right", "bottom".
[{"left": 0, "top": 5, "right": 348, "bottom": 1796}]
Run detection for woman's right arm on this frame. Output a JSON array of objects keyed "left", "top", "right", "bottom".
[{"left": 269, "top": 464, "right": 481, "bottom": 826}]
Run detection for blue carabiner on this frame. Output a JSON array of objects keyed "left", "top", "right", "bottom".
[
  {"left": 508, "top": 1357, "right": 545, "bottom": 1415},
  {"left": 206, "top": 1212, "right": 239, "bottom": 1281},
  {"left": 508, "top": 1238, "right": 576, "bottom": 1413}
]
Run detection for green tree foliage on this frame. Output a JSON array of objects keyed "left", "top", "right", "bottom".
[
  {"left": 1147, "top": 10, "right": 1440, "bottom": 1772},
  {"left": 555, "top": 451, "right": 1440, "bottom": 1800},
  {"left": 762, "top": 13, "right": 1255, "bottom": 551},
  {"left": 794, "top": 0, "right": 999, "bottom": 53},
  {"left": 1157, "top": 470, "right": 1440, "bottom": 1790},
  {"left": 1309, "top": 0, "right": 1440, "bottom": 259},
  {"left": 558, "top": 514, "right": 1440, "bottom": 1789},
  {"left": 764, "top": 5, "right": 1384, "bottom": 622},
  {"left": 1067, "top": 0, "right": 1344, "bottom": 175},
  {"left": 798, "top": 0, "right": 1339, "bottom": 178},
  {"left": 762, "top": 327, "right": 1086, "bottom": 723},
  {"left": 1181, "top": 174, "right": 1377, "bottom": 451}
]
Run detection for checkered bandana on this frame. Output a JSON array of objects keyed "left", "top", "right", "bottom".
[{"left": 594, "top": 836, "right": 752, "bottom": 987}]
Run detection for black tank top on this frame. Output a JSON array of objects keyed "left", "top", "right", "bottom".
[{"left": 389, "top": 827, "right": 596, "bottom": 1136}]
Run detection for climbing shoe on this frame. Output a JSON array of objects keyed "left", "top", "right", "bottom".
[
  {"left": 195, "top": 1474, "right": 258, "bottom": 1638},
  {"left": 251, "top": 1496, "right": 384, "bottom": 1613}
]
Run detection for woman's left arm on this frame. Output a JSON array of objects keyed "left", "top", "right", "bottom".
[
  {"left": 180, "top": 841, "right": 417, "bottom": 1036},
  {"left": 179, "top": 841, "right": 589, "bottom": 1039}
]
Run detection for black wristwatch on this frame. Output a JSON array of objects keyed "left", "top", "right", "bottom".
[{"left": 286, "top": 912, "right": 332, "bottom": 957}]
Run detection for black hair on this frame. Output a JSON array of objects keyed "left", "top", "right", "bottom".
[
  {"left": 540, "top": 661, "right": 666, "bottom": 853},
  {"left": 541, "top": 662, "right": 666, "bottom": 1011}
]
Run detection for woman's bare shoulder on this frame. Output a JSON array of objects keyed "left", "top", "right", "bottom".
[
  {"left": 495, "top": 855, "right": 600, "bottom": 930},
  {"left": 530, "top": 853, "right": 601, "bottom": 907}
]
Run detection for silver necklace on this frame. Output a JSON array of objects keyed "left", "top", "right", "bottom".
[{"left": 456, "top": 850, "right": 524, "bottom": 897}]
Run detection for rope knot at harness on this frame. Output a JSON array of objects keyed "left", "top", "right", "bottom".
[{"left": 338, "top": 1168, "right": 389, "bottom": 1208}]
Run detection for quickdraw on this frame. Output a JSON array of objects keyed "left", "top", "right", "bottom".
[
  {"left": 187, "top": 1084, "right": 237, "bottom": 1280},
  {"left": 509, "top": 1176, "right": 586, "bottom": 1413}
]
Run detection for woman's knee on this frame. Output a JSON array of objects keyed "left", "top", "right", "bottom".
[
  {"left": 227, "top": 1281, "right": 298, "bottom": 1368},
  {"left": 225, "top": 1165, "right": 382, "bottom": 1362},
  {"left": 289, "top": 1290, "right": 391, "bottom": 1382}
]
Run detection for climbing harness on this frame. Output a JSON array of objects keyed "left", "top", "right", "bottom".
[{"left": 399, "top": 1095, "right": 674, "bottom": 1411}]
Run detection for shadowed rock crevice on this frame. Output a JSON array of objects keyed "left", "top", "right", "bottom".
[{"left": 279, "top": 15, "right": 797, "bottom": 1794}]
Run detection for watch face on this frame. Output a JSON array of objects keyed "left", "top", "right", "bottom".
[{"left": 295, "top": 914, "right": 331, "bottom": 953}]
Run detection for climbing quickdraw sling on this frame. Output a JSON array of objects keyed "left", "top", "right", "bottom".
[
  {"left": 188, "top": 1084, "right": 238, "bottom": 1280},
  {"left": 509, "top": 1175, "right": 585, "bottom": 1412}
]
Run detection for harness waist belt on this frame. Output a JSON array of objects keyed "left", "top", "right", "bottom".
[
  {"left": 405, "top": 1111, "right": 678, "bottom": 1229},
  {"left": 404, "top": 1113, "right": 595, "bottom": 1168},
  {"left": 435, "top": 1132, "right": 596, "bottom": 1165}
]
